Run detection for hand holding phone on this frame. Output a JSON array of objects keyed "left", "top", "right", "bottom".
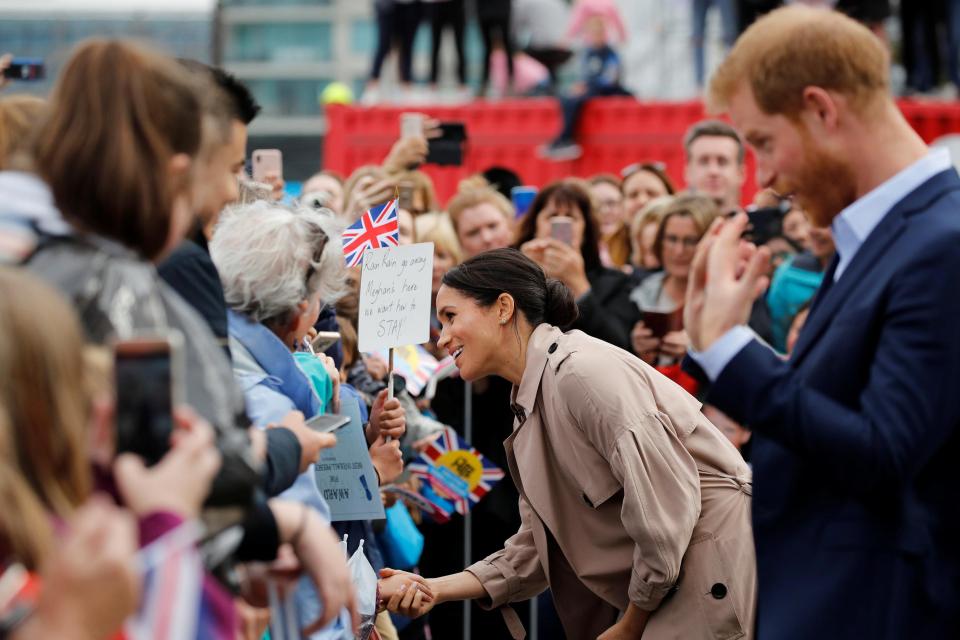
[{"left": 641, "top": 309, "right": 684, "bottom": 339}]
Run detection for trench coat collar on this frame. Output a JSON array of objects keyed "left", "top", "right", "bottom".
[{"left": 510, "top": 323, "right": 563, "bottom": 425}]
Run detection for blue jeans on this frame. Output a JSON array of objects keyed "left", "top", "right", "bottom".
[
  {"left": 554, "top": 84, "right": 632, "bottom": 145},
  {"left": 692, "top": 0, "right": 738, "bottom": 87}
]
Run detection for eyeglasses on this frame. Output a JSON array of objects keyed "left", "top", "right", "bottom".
[{"left": 662, "top": 234, "right": 699, "bottom": 249}]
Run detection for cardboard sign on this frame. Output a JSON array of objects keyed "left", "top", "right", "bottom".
[
  {"left": 314, "top": 398, "right": 385, "bottom": 522},
  {"left": 406, "top": 427, "right": 505, "bottom": 520},
  {"left": 358, "top": 243, "right": 433, "bottom": 353}
]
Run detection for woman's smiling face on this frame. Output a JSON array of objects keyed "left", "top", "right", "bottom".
[{"left": 435, "top": 284, "right": 504, "bottom": 382}]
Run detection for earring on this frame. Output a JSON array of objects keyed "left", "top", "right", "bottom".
[{"left": 500, "top": 318, "right": 507, "bottom": 325}]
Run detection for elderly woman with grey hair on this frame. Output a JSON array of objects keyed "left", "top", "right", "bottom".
[{"left": 210, "top": 200, "right": 419, "bottom": 634}]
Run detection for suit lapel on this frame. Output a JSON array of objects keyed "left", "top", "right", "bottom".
[{"left": 790, "top": 169, "right": 960, "bottom": 365}]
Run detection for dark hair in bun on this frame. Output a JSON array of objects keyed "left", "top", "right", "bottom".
[{"left": 441, "top": 248, "right": 579, "bottom": 329}]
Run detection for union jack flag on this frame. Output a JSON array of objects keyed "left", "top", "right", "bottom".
[
  {"left": 342, "top": 199, "right": 399, "bottom": 267},
  {"left": 407, "top": 427, "right": 505, "bottom": 518}
]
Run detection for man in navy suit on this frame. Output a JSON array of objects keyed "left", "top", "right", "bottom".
[{"left": 683, "top": 6, "right": 960, "bottom": 639}]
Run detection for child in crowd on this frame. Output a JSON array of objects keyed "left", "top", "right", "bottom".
[{"left": 539, "top": 15, "right": 631, "bottom": 160}]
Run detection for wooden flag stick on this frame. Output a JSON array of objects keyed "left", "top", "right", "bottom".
[
  {"left": 388, "top": 347, "right": 395, "bottom": 400},
  {"left": 385, "top": 347, "right": 395, "bottom": 442}
]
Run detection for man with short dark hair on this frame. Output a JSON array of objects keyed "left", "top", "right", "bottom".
[
  {"left": 683, "top": 119, "right": 745, "bottom": 213},
  {"left": 684, "top": 6, "right": 960, "bottom": 638}
]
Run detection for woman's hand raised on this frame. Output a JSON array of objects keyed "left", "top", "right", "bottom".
[{"left": 520, "top": 238, "right": 591, "bottom": 298}]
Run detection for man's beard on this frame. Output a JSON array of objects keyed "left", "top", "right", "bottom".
[{"left": 789, "top": 131, "right": 857, "bottom": 228}]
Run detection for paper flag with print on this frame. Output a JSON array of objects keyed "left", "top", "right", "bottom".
[
  {"left": 376, "top": 344, "right": 438, "bottom": 396},
  {"left": 125, "top": 521, "right": 233, "bottom": 640},
  {"left": 382, "top": 485, "right": 452, "bottom": 524},
  {"left": 407, "top": 426, "right": 505, "bottom": 517},
  {"left": 342, "top": 199, "right": 399, "bottom": 267}
]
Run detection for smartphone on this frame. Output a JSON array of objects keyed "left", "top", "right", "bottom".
[
  {"left": 3, "top": 58, "right": 44, "bottom": 81},
  {"left": 425, "top": 121, "right": 467, "bottom": 166},
  {"left": 311, "top": 331, "right": 341, "bottom": 353},
  {"left": 550, "top": 216, "right": 574, "bottom": 245},
  {"left": 113, "top": 332, "right": 184, "bottom": 466},
  {"left": 251, "top": 149, "right": 282, "bottom": 184},
  {"left": 642, "top": 309, "right": 683, "bottom": 339},
  {"left": 305, "top": 413, "right": 350, "bottom": 433},
  {"left": 511, "top": 186, "right": 538, "bottom": 219},
  {"left": 398, "top": 180, "right": 415, "bottom": 211},
  {"left": 745, "top": 206, "right": 785, "bottom": 246},
  {"left": 400, "top": 113, "right": 425, "bottom": 138}
]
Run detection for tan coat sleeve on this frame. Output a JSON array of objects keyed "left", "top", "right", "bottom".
[
  {"left": 465, "top": 496, "right": 548, "bottom": 609},
  {"left": 563, "top": 368, "right": 702, "bottom": 611}
]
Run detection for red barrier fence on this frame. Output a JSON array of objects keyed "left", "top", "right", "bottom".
[{"left": 324, "top": 98, "right": 960, "bottom": 206}]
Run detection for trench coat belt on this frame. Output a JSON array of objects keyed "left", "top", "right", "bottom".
[{"left": 699, "top": 468, "right": 752, "bottom": 497}]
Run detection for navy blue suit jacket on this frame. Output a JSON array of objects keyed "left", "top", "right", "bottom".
[{"left": 685, "top": 169, "right": 960, "bottom": 639}]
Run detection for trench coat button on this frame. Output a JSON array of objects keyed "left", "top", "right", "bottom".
[
  {"left": 548, "top": 342, "right": 558, "bottom": 354},
  {"left": 710, "top": 583, "right": 728, "bottom": 600}
]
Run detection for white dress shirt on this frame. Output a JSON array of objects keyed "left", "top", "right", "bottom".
[{"left": 688, "top": 147, "right": 954, "bottom": 382}]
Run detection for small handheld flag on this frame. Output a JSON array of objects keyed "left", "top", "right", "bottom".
[
  {"left": 342, "top": 199, "right": 400, "bottom": 267},
  {"left": 407, "top": 427, "right": 505, "bottom": 519}
]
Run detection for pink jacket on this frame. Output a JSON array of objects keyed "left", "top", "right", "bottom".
[{"left": 567, "top": 0, "right": 627, "bottom": 43}]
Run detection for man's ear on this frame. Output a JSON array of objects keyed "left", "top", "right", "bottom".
[{"left": 800, "top": 86, "right": 840, "bottom": 133}]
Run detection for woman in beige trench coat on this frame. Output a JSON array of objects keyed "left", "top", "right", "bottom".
[{"left": 383, "top": 248, "right": 756, "bottom": 639}]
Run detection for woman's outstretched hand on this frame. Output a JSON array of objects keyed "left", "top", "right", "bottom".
[{"left": 379, "top": 568, "right": 436, "bottom": 618}]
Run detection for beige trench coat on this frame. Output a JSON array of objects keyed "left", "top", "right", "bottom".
[{"left": 466, "top": 324, "right": 756, "bottom": 639}]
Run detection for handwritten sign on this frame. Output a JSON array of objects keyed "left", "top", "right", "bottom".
[
  {"left": 314, "top": 398, "right": 385, "bottom": 522},
  {"left": 358, "top": 243, "right": 433, "bottom": 353}
]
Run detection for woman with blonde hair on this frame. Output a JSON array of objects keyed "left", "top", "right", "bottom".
[
  {"left": 415, "top": 212, "right": 464, "bottom": 358},
  {"left": 446, "top": 179, "right": 515, "bottom": 258},
  {"left": 0, "top": 94, "right": 66, "bottom": 265},
  {"left": 629, "top": 195, "right": 673, "bottom": 275},
  {"left": 629, "top": 194, "right": 719, "bottom": 392},
  {"left": 0, "top": 266, "right": 224, "bottom": 636},
  {"left": 24, "top": 39, "right": 360, "bottom": 630},
  {"left": 589, "top": 173, "right": 631, "bottom": 269}
]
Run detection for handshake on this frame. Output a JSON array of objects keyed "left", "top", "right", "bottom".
[{"left": 378, "top": 568, "right": 438, "bottom": 619}]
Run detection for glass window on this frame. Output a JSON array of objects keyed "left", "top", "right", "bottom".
[
  {"left": 222, "top": 0, "right": 331, "bottom": 6},
  {"left": 350, "top": 18, "right": 375, "bottom": 56},
  {"left": 245, "top": 78, "right": 332, "bottom": 116},
  {"left": 226, "top": 22, "right": 332, "bottom": 62}
]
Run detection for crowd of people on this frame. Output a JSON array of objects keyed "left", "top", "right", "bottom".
[
  {"left": 362, "top": 0, "right": 960, "bottom": 106},
  {"left": 2, "top": 3, "right": 960, "bottom": 640}
]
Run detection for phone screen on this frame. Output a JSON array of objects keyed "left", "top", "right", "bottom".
[
  {"left": 642, "top": 309, "right": 683, "bottom": 339},
  {"left": 400, "top": 113, "right": 424, "bottom": 138},
  {"left": 550, "top": 216, "right": 574, "bottom": 245},
  {"left": 114, "top": 348, "right": 174, "bottom": 466},
  {"left": 511, "top": 186, "right": 538, "bottom": 219},
  {"left": 305, "top": 413, "right": 350, "bottom": 433},
  {"left": 251, "top": 149, "right": 282, "bottom": 184},
  {"left": 4, "top": 58, "right": 45, "bottom": 81},
  {"left": 311, "top": 331, "right": 341, "bottom": 353}
]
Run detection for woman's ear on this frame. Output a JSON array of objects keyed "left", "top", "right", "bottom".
[
  {"left": 282, "top": 300, "right": 311, "bottom": 346},
  {"left": 496, "top": 293, "right": 516, "bottom": 325}
]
